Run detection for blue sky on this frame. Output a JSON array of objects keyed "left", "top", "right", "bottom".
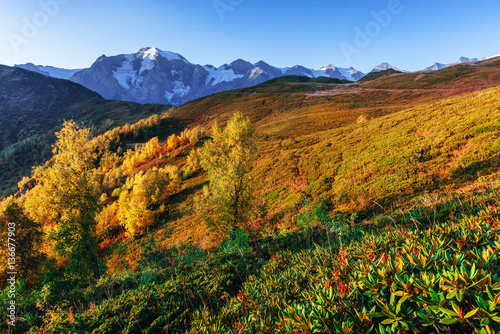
[{"left": 1, "top": 0, "right": 499, "bottom": 73}]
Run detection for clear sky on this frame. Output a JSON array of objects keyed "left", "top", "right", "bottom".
[{"left": 1, "top": 0, "right": 499, "bottom": 73}]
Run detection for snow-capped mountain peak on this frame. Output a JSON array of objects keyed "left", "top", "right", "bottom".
[
  {"left": 67, "top": 49, "right": 368, "bottom": 105},
  {"left": 18, "top": 47, "right": 369, "bottom": 106},
  {"left": 370, "top": 62, "right": 402, "bottom": 73},
  {"left": 425, "top": 56, "right": 485, "bottom": 71},
  {"left": 320, "top": 64, "right": 338, "bottom": 71},
  {"left": 138, "top": 47, "right": 186, "bottom": 62}
]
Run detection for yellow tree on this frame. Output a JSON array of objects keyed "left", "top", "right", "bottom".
[
  {"left": 25, "top": 120, "right": 101, "bottom": 280},
  {"left": 199, "top": 112, "right": 257, "bottom": 233},
  {"left": 118, "top": 166, "right": 180, "bottom": 237}
]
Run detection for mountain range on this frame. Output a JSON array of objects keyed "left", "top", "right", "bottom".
[
  {"left": 16, "top": 48, "right": 364, "bottom": 106},
  {"left": 424, "top": 56, "right": 485, "bottom": 71},
  {"left": 14, "top": 48, "right": 489, "bottom": 106}
]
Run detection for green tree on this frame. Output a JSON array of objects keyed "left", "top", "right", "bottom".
[
  {"left": 25, "top": 120, "right": 101, "bottom": 281},
  {"left": 0, "top": 201, "right": 45, "bottom": 289},
  {"left": 198, "top": 112, "right": 257, "bottom": 233}
]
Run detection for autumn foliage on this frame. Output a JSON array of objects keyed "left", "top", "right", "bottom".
[{"left": 1, "top": 72, "right": 500, "bottom": 333}]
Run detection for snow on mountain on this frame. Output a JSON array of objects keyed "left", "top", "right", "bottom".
[
  {"left": 18, "top": 47, "right": 368, "bottom": 106},
  {"left": 425, "top": 56, "right": 485, "bottom": 71},
  {"left": 338, "top": 67, "right": 365, "bottom": 81},
  {"left": 370, "top": 62, "right": 403, "bottom": 73},
  {"left": 457, "top": 56, "right": 483, "bottom": 64},
  {"left": 143, "top": 47, "right": 184, "bottom": 62},
  {"left": 164, "top": 81, "right": 191, "bottom": 102},
  {"left": 425, "top": 63, "right": 447, "bottom": 71},
  {"left": 485, "top": 54, "right": 500, "bottom": 60},
  {"left": 275, "top": 64, "right": 365, "bottom": 82},
  {"left": 15, "top": 63, "right": 81, "bottom": 80},
  {"left": 113, "top": 54, "right": 135, "bottom": 89},
  {"left": 249, "top": 67, "right": 265, "bottom": 81},
  {"left": 319, "top": 64, "right": 337, "bottom": 71},
  {"left": 203, "top": 65, "right": 244, "bottom": 86}
]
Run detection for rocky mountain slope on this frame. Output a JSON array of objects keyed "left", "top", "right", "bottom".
[
  {"left": 15, "top": 48, "right": 491, "bottom": 106},
  {"left": 18, "top": 47, "right": 365, "bottom": 106}
]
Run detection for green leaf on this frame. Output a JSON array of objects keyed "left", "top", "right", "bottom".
[
  {"left": 381, "top": 318, "right": 395, "bottom": 325},
  {"left": 429, "top": 288, "right": 439, "bottom": 302},
  {"left": 490, "top": 316, "right": 500, "bottom": 322},
  {"left": 440, "top": 317, "right": 458, "bottom": 325},
  {"left": 395, "top": 302, "right": 401, "bottom": 315},
  {"left": 464, "top": 308, "right": 478, "bottom": 319},
  {"left": 400, "top": 321, "right": 409, "bottom": 330},
  {"left": 477, "top": 295, "right": 489, "bottom": 309},
  {"left": 438, "top": 308, "right": 458, "bottom": 317},
  {"left": 400, "top": 294, "right": 411, "bottom": 304},
  {"left": 446, "top": 290, "right": 457, "bottom": 300}
]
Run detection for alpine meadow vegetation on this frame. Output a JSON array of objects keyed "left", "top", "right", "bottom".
[{"left": 1, "top": 63, "right": 500, "bottom": 333}]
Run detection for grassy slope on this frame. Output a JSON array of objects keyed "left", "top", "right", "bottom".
[
  {"left": 357, "top": 68, "right": 403, "bottom": 82},
  {"left": 101, "top": 62, "right": 500, "bottom": 333},
  {"left": 160, "top": 59, "right": 500, "bottom": 245},
  {"left": 359, "top": 57, "right": 500, "bottom": 90},
  {"left": 2, "top": 59, "right": 500, "bottom": 332},
  {"left": 162, "top": 85, "right": 500, "bottom": 247},
  {"left": 6, "top": 84, "right": 500, "bottom": 334}
]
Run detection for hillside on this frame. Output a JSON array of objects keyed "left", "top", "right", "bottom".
[
  {"left": 168, "top": 56, "right": 500, "bottom": 142},
  {"left": 358, "top": 68, "right": 403, "bottom": 82},
  {"left": 0, "top": 65, "right": 171, "bottom": 197},
  {"left": 1, "top": 62, "right": 500, "bottom": 333},
  {"left": 3, "top": 55, "right": 499, "bottom": 198},
  {"left": 359, "top": 56, "right": 500, "bottom": 90}
]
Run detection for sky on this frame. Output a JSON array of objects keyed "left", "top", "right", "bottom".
[{"left": 1, "top": 0, "right": 499, "bottom": 73}]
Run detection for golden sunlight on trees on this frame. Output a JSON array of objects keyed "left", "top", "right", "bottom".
[
  {"left": 23, "top": 120, "right": 101, "bottom": 280},
  {"left": 118, "top": 166, "right": 180, "bottom": 237},
  {"left": 197, "top": 112, "right": 257, "bottom": 233},
  {"left": 167, "top": 133, "right": 181, "bottom": 150},
  {"left": 180, "top": 125, "right": 204, "bottom": 145}
]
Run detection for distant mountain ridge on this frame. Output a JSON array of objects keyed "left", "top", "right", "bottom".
[
  {"left": 370, "top": 62, "right": 406, "bottom": 73},
  {"left": 14, "top": 49, "right": 491, "bottom": 106},
  {"left": 16, "top": 47, "right": 366, "bottom": 106},
  {"left": 15, "top": 63, "right": 81, "bottom": 80},
  {"left": 424, "top": 56, "right": 485, "bottom": 71}
]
